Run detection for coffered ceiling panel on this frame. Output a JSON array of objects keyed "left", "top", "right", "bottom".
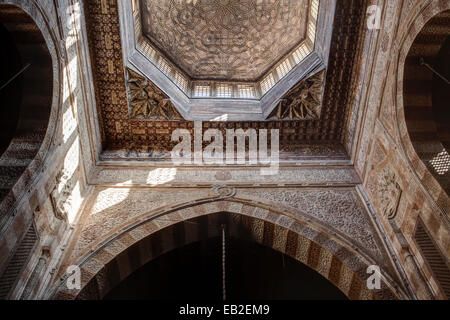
[{"left": 140, "top": 0, "right": 309, "bottom": 81}]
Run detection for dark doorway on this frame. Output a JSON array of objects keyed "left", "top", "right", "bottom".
[
  {"left": 104, "top": 236, "right": 347, "bottom": 300},
  {"left": 0, "top": 21, "right": 22, "bottom": 156}
]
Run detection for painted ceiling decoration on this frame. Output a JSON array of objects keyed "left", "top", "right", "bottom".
[
  {"left": 267, "top": 70, "right": 325, "bottom": 120},
  {"left": 140, "top": 0, "right": 309, "bottom": 82},
  {"left": 124, "top": 0, "right": 333, "bottom": 118},
  {"left": 126, "top": 68, "right": 184, "bottom": 121},
  {"left": 84, "top": 0, "right": 366, "bottom": 157}
]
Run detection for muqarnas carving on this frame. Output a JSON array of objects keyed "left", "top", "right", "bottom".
[
  {"left": 126, "top": 68, "right": 184, "bottom": 120},
  {"left": 267, "top": 70, "right": 325, "bottom": 120}
]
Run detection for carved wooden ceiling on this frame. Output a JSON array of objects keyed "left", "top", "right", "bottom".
[
  {"left": 84, "top": 0, "right": 367, "bottom": 159},
  {"left": 140, "top": 0, "right": 309, "bottom": 81}
]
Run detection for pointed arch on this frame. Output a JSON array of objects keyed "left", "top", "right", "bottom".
[{"left": 50, "top": 199, "right": 399, "bottom": 300}]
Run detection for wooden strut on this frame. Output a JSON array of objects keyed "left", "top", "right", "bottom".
[
  {"left": 420, "top": 57, "right": 450, "bottom": 86},
  {"left": 0, "top": 63, "right": 31, "bottom": 92}
]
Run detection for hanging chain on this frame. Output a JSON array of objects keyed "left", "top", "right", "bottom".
[
  {"left": 222, "top": 224, "right": 226, "bottom": 301},
  {"left": 146, "top": 218, "right": 228, "bottom": 300}
]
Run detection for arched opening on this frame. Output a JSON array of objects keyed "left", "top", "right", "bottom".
[
  {"left": 403, "top": 10, "right": 450, "bottom": 195},
  {"left": 0, "top": 4, "right": 53, "bottom": 205},
  {"left": 433, "top": 36, "right": 450, "bottom": 150},
  {"left": 104, "top": 235, "right": 347, "bottom": 300},
  {"left": 62, "top": 209, "right": 396, "bottom": 300}
]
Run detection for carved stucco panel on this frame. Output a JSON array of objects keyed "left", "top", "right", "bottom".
[
  {"left": 68, "top": 186, "right": 386, "bottom": 266},
  {"left": 69, "top": 188, "right": 211, "bottom": 260},
  {"left": 356, "top": 0, "right": 402, "bottom": 174},
  {"left": 235, "top": 188, "right": 382, "bottom": 259}
]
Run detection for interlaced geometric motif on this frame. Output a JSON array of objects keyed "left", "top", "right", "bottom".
[{"left": 140, "top": 0, "right": 308, "bottom": 81}]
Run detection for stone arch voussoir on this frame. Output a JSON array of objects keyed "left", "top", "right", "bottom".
[{"left": 51, "top": 199, "right": 398, "bottom": 300}]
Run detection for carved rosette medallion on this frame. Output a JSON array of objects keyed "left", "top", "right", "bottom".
[{"left": 211, "top": 185, "right": 236, "bottom": 198}]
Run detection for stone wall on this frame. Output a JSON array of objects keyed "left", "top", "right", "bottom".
[
  {"left": 0, "top": 0, "right": 99, "bottom": 300},
  {"left": 349, "top": 0, "right": 450, "bottom": 299}
]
